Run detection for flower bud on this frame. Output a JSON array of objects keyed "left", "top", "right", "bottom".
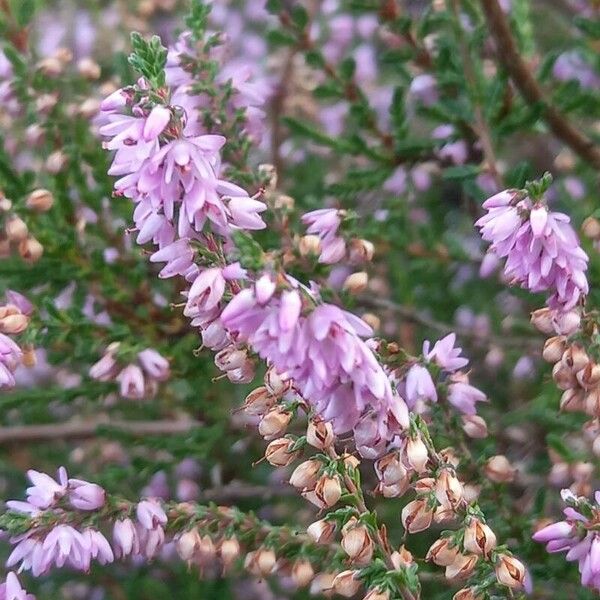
[
  {"left": 378, "top": 481, "right": 409, "bottom": 498},
  {"left": 36, "top": 93, "right": 58, "bottom": 114},
  {"left": 435, "top": 468, "right": 463, "bottom": 509},
  {"left": 375, "top": 451, "right": 406, "bottom": 485},
  {"left": 265, "top": 437, "right": 299, "bottom": 467},
  {"left": 495, "top": 554, "right": 525, "bottom": 589},
  {"left": 333, "top": 570, "right": 361, "bottom": 597},
  {"left": 434, "top": 504, "right": 457, "bottom": 524},
  {"left": 463, "top": 518, "right": 497, "bottom": 557},
  {"left": 37, "top": 57, "right": 64, "bottom": 76},
  {"left": 5, "top": 216, "right": 28, "bottom": 242},
  {"left": 585, "top": 388, "right": 600, "bottom": 416},
  {"left": 554, "top": 310, "right": 581, "bottom": 335},
  {"left": 461, "top": 415, "right": 488, "bottom": 439},
  {"left": 530, "top": 308, "right": 556, "bottom": 334},
  {"left": 582, "top": 216, "right": 600, "bottom": 239},
  {"left": 0, "top": 311, "right": 29, "bottom": 334},
  {"left": 176, "top": 529, "right": 200, "bottom": 562},
  {"left": 445, "top": 553, "right": 478, "bottom": 581},
  {"left": 306, "top": 419, "right": 334, "bottom": 449},
  {"left": 307, "top": 519, "right": 336, "bottom": 544},
  {"left": 196, "top": 535, "right": 216, "bottom": 564},
  {"left": 542, "top": 336, "right": 566, "bottom": 363},
  {"left": 77, "top": 57, "right": 101, "bottom": 80},
  {"left": 341, "top": 520, "right": 373, "bottom": 565},
  {"left": 215, "top": 347, "right": 247, "bottom": 371},
  {"left": 310, "top": 573, "right": 335, "bottom": 597},
  {"left": 245, "top": 547, "right": 277, "bottom": 576},
  {"left": 426, "top": 537, "right": 460, "bottom": 566},
  {"left": 258, "top": 406, "right": 291, "bottom": 440},
  {"left": 361, "top": 312, "right": 380, "bottom": 331},
  {"left": 349, "top": 239, "right": 375, "bottom": 262},
  {"left": 219, "top": 537, "right": 240, "bottom": 570},
  {"left": 26, "top": 189, "right": 54, "bottom": 213},
  {"left": 484, "top": 455, "right": 515, "bottom": 483},
  {"left": 406, "top": 436, "right": 429, "bottom": 473},
  {"left": 401, "top": 498, "right": 433, "bottom": 533},
  {"left": 289, "top": 459, "right": 321, "bottom": 489},
  {"left": 46, "top": 151, "right": 67, "bottom": 174},
  {"left": 19, "top": 237, "right": 44, "bottom": 263},
  {"left": 298, "top": 234, "right": 321, "bottom": 256},
  {"left": 79, "top": 98, "right": 101, "bottom": 119},
  {"left": 343, "top": 271, "right": 368, "bottom": 295},
  {"left": 292, "top": 559, "right": 314, "bottom": 587}
]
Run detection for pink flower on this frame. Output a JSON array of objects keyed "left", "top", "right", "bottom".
[
  {"left": 476, "top": 190, "right": 589, "bottom": 310},
  {"left": 136, "top": 499, "right": 167, "bottom": 530},
  {"left": 404, "top": 364, "right": 437, "bottom": 408},
  {"left": 89, "top": 351, "right": 119, "bottom": 382},
  {"left": 68, "top": 478, "right": 106, "bottom": 511},
  {"left": 117, "top": 364, "right": 146, "bottom": 399},
  {"left": 138, "top": 349, "right": 170, "bottom": 381},
  {"left": 113, "top": 518, "right": 140, "bottom": 558},
  {"left": 143, "top": 105, "right": 171, "bottom": 141},
  {"left": 25, "top": 467, "right": 67, "bottom": 509},
  {"left": 228, "top": 197, "right": 267, "bottom": 230},
  {"left": 185, "top": 268, "right": 226, "bottom": 313},
  {"left": 424, "top": 333, "right": 469, "bottom": 372},
  {"left": 301, "top": 209, "right": 346, "bottom": 264},
  {"left": 447, "top": 378, "right": 487, "bottom": 415}
]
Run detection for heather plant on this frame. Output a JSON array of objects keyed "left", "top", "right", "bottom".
[{"left": 0, "top": 0, "right": 598, "bottom": 599}]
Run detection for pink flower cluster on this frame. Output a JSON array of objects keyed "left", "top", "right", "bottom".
[
  {"left": 5, "top": 468, "right": 168, "bottom": 576},
  {"left": 533, "top": 489, "right": 600, "bottom": 591},
  {"left": 476, "top": 189, "right": 589, "bottom": 311},
  {"left": 402, "top": 333, "right": 486, "bottom": 415},
  {"left": 0, "top": 290, "right": 33, "bottom": 389},
  {"left": 90, "top": 346, "right": 170, "bottom": 399},
  {"left": 301, "top": 209, "right": 346, "bottom": 264},
  {"left": 221, "top": 275, "right": 409, "bottom": 457}
]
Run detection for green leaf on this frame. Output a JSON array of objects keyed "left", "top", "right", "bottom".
[
  {"left": 290, "top": 5, "right": 309, "bottom": 29},
  {"left": 11, "top": 0, "right": 36, "bottom": 27},
  {"left": 574, "top": 16, "right": 600, "bottom": 39},
  {"left": 442, "top": 165, "right": 481, "bottom": 181},
  {"left": 185, "top": 1, "right": 212, "bottom": 40},
  {"left": 128, "top": 32, "right": 168, "bottom": 88},
  {"left": 266, "top": 29, "right": 296, "bottom": 48}
]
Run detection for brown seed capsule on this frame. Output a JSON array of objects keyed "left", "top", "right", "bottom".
[
  {"left": 341, "top": 519, "right": 373, "bottom": 565},
  {"left": 307, "top": 519, "right": 336, "bottom": 544},
  {"left": 219, "top": 537, "right": 241, "bottom": 570},
  {"left": 289, "top": 459, "right": 321, "bottom": 489},
  {"left": 445, "top": 553, "right": 478, "bottom": 581},
  {"left": 310, "top": 475, "right": 342, "bottom": 508},
  {"left": 552, "top": 362, "right": 577, "bottom": 391},
  {"left": 560, "top": 388, "right": 584, "bottom": 412},
  {"left": 426, "top": 537, "right": 460, "bottom": 566},
  {"left": 5, "top": 216, "right": 28, "bottom": 242},
  {"left": 453, "top": 588, "right": 484, "bottom": 600},
  {"left": 246, "top": 547, "right": 277, "bottom": 576},
  {"left": 361, "top": 312, "right": 380, "bottom": 331},
  {"left": 46, "top": 151, "right": 67, "bottom": 174},
  {"left": 215, "top": 346, "right": 247, "bottom": 371},
  {"left": 264, "top": 367, "right": 289, "bottom": 396},
  {"left": 463, "top": 518, "right": 497, "bottom": 557},
  {"left": 343, "top": 272, "right": 368, "bottom": 295},
  {"left": 585, "top": 388, "right": 600, "bottom": 416},
  {"left": 265, "top": 437, "right": 299, "bottom": 467},
  {"left": 561, "top": 344, "right": 589, "bottom": 373},
  {"left": 78, "top": 98, "right": 101, "bottom": 120},
  {"left": 363, "top": 588, "right": 390, "bottom": 600},
  {"left": 542, "top": 336, "right": 567, "bottom": 363},
  {"left": 390, "top": 545, "right": 414, "bottom": 569},
  {"left": 576, "top": 362, "right": 600, "bottom": 389},
  {"left": 332, "top": 570, "right": 361, "bottom": 597},
  {"left": 375, "top": 451, "right": 406, "bottom": 485},
  {"left": 306, "top": 419, "right": 334, "bottom": 450},
  {"left": 461, "top": 415, "right": 488, "bottom": 439},
  {"left": 414, "top": 477, "right": 435, "bottom": 494},
  {"left": 26, "top": 189, "right": 54, "bottom": 213},
  {"left": 495, "top": 554, "right": 525, "bottom": 589},
  {"left": 21, "top": 345, "right": 36, "bottom": 368},
  {"left": 434, "top": 504, "right": 457, "bottom": 524},
  {"left": 435, "top": 469, "right": 463, "bottom": 509},
  {"left": 37, "top": 57, "right": 64, "bottom": 77},
  {"left": 19, "top": 237, "right": 43, "bottom": 263},
  {"left": 196, "top": 534, "right": 216, "bottom": 564},
  {"left": 243, "top": 386, "right": 276, "bottom": 416},
  {"left": 258, "top": 406, "right": 291, "bottom": 440},
  {"left": 310, "top": 573, "right": 335, "bottom": 597},
  {"left": 401, "top": 498, "right": 433, "bottom": 533},
  {"left": 485, "top": 455, "right": 516, "bottom": 483},
  {"left": 291, "top": 559, "right": 314, "bottom": 587}
]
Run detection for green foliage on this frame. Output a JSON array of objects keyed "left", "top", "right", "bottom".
[{"left": 128, "top": 32, "right": 168, "bottom": 88}]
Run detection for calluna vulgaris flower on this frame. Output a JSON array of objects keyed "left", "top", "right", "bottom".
[{"left": 476, "top": 189, "right": 588, "bottom": 310}]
